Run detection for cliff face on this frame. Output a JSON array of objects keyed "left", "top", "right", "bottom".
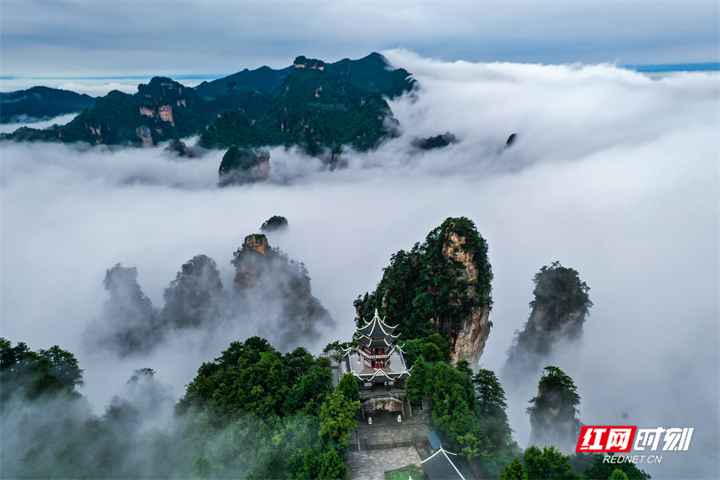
[
  {"left": 503, "top": 262, "right": 592, "bottom": 387},
  {"left": 218, "top": 147, "right": 271, "bottom": 186},
  {"left": 232, "top": 234, "right": 334, "bottom": 344},
  {"left": 355, "top": 217, "right": 493, "bottom": 368},
  {"left": 436, "top": 230, "right": 492, "bottom": 365}
]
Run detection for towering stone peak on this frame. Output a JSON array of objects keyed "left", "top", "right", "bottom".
[
  {"left": 354, "top": 217, "right": 493, "bottom": 368},
  {"left": 231, "top": 234, "right": 335, "bottom": 345},
  {"left": 503, "top": 262, "right": 592, "bottom": 389}
]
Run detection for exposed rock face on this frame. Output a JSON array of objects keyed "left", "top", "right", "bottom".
[
  {"left": 136, "top": 126, "right": 153, "bottom": 146},
  {"left": 355, "top": 217, "right": 493, "bottom": 368},
  {"left": 451, "top": 305, "right": 491, "bottom": 365},
  {"left": 158, "top": 105, "right": 174, "bottom": 125},
  {"left": 231, "top": 234, "right": 335, "bottom": 346},
  {"left": 161, "top": 255, "right": 223, "bottom": 328},
  {"left": 503, "top": 262, "right": 592, "bottom": 389},
  {"left": 218, "top": 147, "right": 270, "bottom": 186},
  {"left": 438, "top": 230, "right": 491, "bottom": 365}
]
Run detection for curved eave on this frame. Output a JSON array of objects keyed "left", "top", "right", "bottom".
[
  {"left": 353, "top": 368, "right": 411, "bottom": 382},
  {"left": 356, "top": 309, "right": 399, "bottom": 338}
]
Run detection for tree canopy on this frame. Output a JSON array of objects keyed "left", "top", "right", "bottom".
[{"left": 354, "top": 217, "right": 492, "bottom": 347}]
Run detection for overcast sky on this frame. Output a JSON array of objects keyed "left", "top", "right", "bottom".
[{"left": 2, "top": 0, "right": 718, "bottom": 89}]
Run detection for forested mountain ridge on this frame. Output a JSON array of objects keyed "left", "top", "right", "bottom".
[
  {"left": 0, "top": 86, "right": 98, "bottom": 124},
  {"left": 1, "top": 53, "right": 414, "bottom": 155}
]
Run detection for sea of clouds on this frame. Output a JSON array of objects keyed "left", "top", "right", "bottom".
[{"left": 2, "top": 50, "right": 717, "bottom": 478}]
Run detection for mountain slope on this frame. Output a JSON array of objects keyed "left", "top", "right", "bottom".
[
  {"left": 0, "top": 86, "right": 98, "bottom": 123},
  {"left": 2, "top": 53, "right": 414, "bottom": 154}
]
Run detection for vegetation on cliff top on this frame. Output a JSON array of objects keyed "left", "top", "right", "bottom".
[
  {"left": 504, "top": 262, "right": 592, "bottom": 386},
  {"left": 3, "top": 53, "right": 413, "bottom": 157},
  {"left": 354, "top": 217, "right": 492, "bottom": 345}
]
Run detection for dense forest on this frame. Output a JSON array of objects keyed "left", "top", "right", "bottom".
[
  {"left": 0, "top": 219, "right": 651, "bottom": 479},
  {"left": 1, "top": 53, "right": 414, "bottom": 159},
  {"left": 0, "top": 336, "right": 650, "bottom": 479}
]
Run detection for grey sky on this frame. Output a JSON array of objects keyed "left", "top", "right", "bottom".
[{"left": 2, "top": 1, "right": 718, "bottom": 83}]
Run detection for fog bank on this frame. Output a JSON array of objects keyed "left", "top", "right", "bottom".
[{"left": 2, "top": 52, "right": 717, "bottom": 478}]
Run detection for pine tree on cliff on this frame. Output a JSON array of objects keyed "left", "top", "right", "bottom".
[
  {"left": 354, "top": 217, "right": 493, "bottom": 365},
  {"left": 503, "top": 261, "right": 592, "bottom": 388}
]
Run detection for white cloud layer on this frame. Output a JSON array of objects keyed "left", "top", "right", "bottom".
[
  {"left": 2, "top": 53, "right": 717, "bottom": 478},
  {"left": 2, "top": 2, "right": 718, "bottom": 79}
]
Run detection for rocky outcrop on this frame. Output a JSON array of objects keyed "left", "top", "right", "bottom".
[
  {"left": 231, "top": 234, "right": 335, "bottom": 345},
  {"left": 451, "top": 305, "right": 491, "bottom": 365},
  {"left": 503, "top": 262, "right": 592, "bottom": 388},
  {"left": 355, "top": 217, "right": 493, "bottom": 368},
  {"left": 437, "top": 229, "right": 492, "bottom": 365},
  {"left": 218, "top": 147, "right": 270, "bottom": 186}
]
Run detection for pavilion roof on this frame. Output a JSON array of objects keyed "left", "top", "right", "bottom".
[{"left": 356, "top": 309, "right": 398, "bottom": 338}]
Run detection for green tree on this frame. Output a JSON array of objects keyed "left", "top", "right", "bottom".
[
  {"left": 0, "top": 339, "right": 84, "bottom": 402},
  {"left": 499, "top": 456, "right": 529, "bottom": 480},
  {"left": 405, "top": 355, "right": 430, "bottom": 402},
  {"left": 609, "top": 469, "right": 630, "bottom": 480},
  {"left": 335, "top": 372, "right": 360, "bottom": 403},
  {"left": 191, "top": 456, "right": 211, "bottom": 479},
  {"left": 475, "top": 369, "right": 507, "bottom": 418},
  {"left": 527, "top": 366, "right": 581, "bottom": 451},
  {"left": 318, "top": 447, "right": 347, "bottom": 479},
  {"left": 319, "top": 392, "right": 360, "bottom": 445},
  {"left": 575, "top": 453, "right": 650, "bottom": 480},
  {"left": 297, "top": 447, "right": 321, "bottom": 480},
  {"left": 523, "top": 445, "right": 575, "bottom": 480}
]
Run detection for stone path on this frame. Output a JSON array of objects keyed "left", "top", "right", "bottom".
[{"left": 346, "top": 447, "right": 422, "bottom": 480}]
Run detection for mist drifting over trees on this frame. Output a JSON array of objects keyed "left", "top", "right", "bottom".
[{"left": 1, "top": 51, "right": 717, "bottom": 478}]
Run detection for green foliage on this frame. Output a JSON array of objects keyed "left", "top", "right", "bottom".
[
  {"left": 0, "top": 338, "right": 84, "bottom": 402},
  {"left": 200, "top": 110, "right": 255, "bottom": 149},
  {"left": 177, "top": 337, "right": 332, "bottom": 420},
  {"left": 527, "top": 366, "right": 582, "bottom": 452},
  {"left": 402, "top": 333, "right": 451, "bottom": 367},
  {"left": 527, "top": 366, "right": 581, "bottom": 418},
  {"left": 529, "top": 261, "right": 593, "bottom": 325},
  {"left": 409, "top": 356, "right": 517, "bottom": 479},
  {"left": 523, "top": 445, "right": 576, "bottom": 480},
  {"left": 386, "top": 464, "right": 427, "bottom": 480},
  {"left": 191, "top": 456, "right": 211, "bottom": 479},
  {"left": 335, "top": 372, "right": 361, "bottom": 403},
  {"left": 319, "top": 392, "right": 360, "bottom": 445},
  {"left": 574, "top": 453, "right": 651, "bottom": 480},
  {"left": 217, "top": 146, "right": 269, "bottom": 186},
  {"left": 405, "top": 355, "right": 431, "bottom": 403},
  {"left": 318, "top": 447, "right": 347, "bottom": 480},
  {"left": 354, "top": 217, "right": 492, "bottom": 346},
  {"left": 322, "top": 340, "right": 354, "bottom": 356},
  {"left": 610, "top": 469, "right": 630, "bottom": 480},
  {"left": 261, "top": 215, "right": 289, "bottom": 232},
  {"left": 499, "top": 456, "right": 529, "bottom": 480}
]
